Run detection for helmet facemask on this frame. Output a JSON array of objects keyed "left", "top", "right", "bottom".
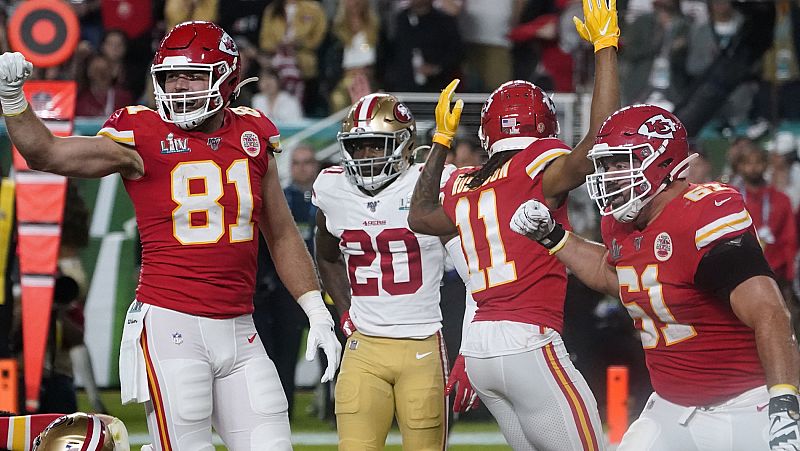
[
  {"left": 152, "top": 57, "right": 235, "bottom": 130},
  {"left": 586, "top": 143, "right": 658, "bottom": 223},
  {"left": 586, "top": 140, "right": 698, "bottom": 223},
  {"left": 339, "top": 128, "right": 413, "bottom": 192}
]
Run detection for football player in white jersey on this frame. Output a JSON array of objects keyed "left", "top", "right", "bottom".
[{"left": 314, "top": 93, "right": 453, "bottom": 450}]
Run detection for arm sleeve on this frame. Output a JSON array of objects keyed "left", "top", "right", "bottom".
[{"left": 694, "top": 231, "right": 775, "bottom": 300}]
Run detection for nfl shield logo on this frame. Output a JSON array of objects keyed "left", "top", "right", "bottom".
[
  {"left": 207, "top": 137, "right": 221, "bottom": 151},
  {"left": 366, "top": 200, "right": 380, "bottom": 212}
]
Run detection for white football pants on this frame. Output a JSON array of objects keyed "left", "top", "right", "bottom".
[
  {"left": 140, "top": 305, "right": 291, "bottom": 451},
  {"left": 465, "top": 335, "right": 605, "bottom": 451},
  {"left": 618, "top": 386, "right": 769, "bottom": 451}
]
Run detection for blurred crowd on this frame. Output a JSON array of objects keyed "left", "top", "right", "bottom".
[{"left": 0, "top": 0, "right": 791, "bottom": 125}]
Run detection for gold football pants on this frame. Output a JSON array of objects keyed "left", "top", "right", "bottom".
[{"left": 335, "top": 330, "right": 448, "bottom": 451}]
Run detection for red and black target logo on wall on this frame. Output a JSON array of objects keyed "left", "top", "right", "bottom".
[{"left": 8, "top": 0, "right": 79, "bottom": 67}]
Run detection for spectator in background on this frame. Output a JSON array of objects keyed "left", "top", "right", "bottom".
[
  {"left": 99, "top": 30, "right": 129, "bottom": 92},
  {"left": 686, "top": 0, "right": 754, "bottom": 127},
  {"left": 620, "top": 0, "right": 689, "bottom": 107},
  {"left": 508, "top": 0, "right": 574, "bottom": 92},
  {"left": 101, "top": 0, "right": 154, "bottom": 99},
  {"left": 731, "top": 139, "right": 798, "bottom": 290},
  {"left": 253, "top": 144, "right": 320, "bottom": 420},
  {"left": 75, "top": 53, "right": 134, "bottom": 117},
  {"left": 259, "top": 0, "right": 328, "bottom": 113},
  {"left": 329, "top": 0, "right": 379, "bottom": 112},
  {"left": 382, "top": 0, "right": 462, "bottom": 92},
  {"left": 71, "top": 0, "right": 103, "bottom": 49},
  {"left": 218, "top": 0, "right": 270, "bottom": 44},
  {"left": 231, "top": 37, "right": 260, "bottom": 107},
  {"left": 165, "top": 0, "right": 219, "bottom": 29},
  {"left": 755, "top": 0, "right": 800, "bottom": 121},
  {"left": 252, "top": 68, "right": 305, "bottom": 122},
  {"left": 458, "top": 0, "right": 522, "bottom": 91}
]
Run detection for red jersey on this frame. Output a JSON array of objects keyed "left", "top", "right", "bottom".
[
  {"left": 741, "top": 185, "right": 797, "bottom": 282},
  {"left": 602, "top": 182, "right": 766, "bottom": 406},
  {"left": 99, "top": 106, "right": 277, "bottom": 318},
  {"left": 441, "top": 138, "right": 571, "bottom": 332}
]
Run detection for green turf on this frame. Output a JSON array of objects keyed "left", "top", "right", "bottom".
[{"left": 77, "top": 389, "right": 510, "bottom": 450}]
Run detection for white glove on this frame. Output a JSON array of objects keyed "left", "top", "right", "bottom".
[
  {"left": 298, "top": 291, "right": 342, "bottom": 383},
  {"left": 769, "top": 391, "right": 800, "bottom": 451},
  {"left": 306, "top": 323, "right": 342, "bottom": 383},
  {"left": 0, "top": 52, "right": 32, "bottom": 116},
  {"left": 510, "top": 199, "right": 556, "bottom": 240}
]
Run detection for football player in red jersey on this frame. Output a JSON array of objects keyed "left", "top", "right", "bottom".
[
  {"left": 510, "top": 104, "right": 800, "bottom": 451},
  {"left": 408, "top": 0, "right": 620, "bottom": 448},
  {"left": 0, "top": 21, "right": 340, "bottom": 451}
]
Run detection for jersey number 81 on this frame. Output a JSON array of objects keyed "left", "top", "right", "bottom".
[{"left": 170, "top": 159, "right": 254, "bottom": 245}]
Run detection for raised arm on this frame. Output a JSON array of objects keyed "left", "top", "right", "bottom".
[
  {"left": 542, "top": 0, "right": 620, "bottom": 205},
  {"left": 0, "top": 53, "right": 143, "bottom": 179},
  {"left": 408, "top": 79, "right": 462, "bottom": 236},
  {"left": 510, "top": 199, "right": 619, "bottom": 297}
]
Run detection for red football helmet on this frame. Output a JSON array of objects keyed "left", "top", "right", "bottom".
[
  {"left": 478, "top": 80, "right": 559, "bottom": 158},
  {"left": 585, "top": 104, "right": 696, "bottom": 222},
  {"left": 152, "top": 21, "right": 242, "bottom": 130}
]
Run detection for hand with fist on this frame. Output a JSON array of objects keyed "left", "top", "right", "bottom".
[
  {"left": 0, "top": 52, "right": 33, "bottom": 116},
  {"left": 510, "top": 199, "right": 570, "bottom": 253}
]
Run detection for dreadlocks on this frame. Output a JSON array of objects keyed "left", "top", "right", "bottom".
[{"left": 465, "top": 150, "right": 520, "bottom": 190}]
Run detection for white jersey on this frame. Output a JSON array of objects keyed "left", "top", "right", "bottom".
[{"left": 313, "top": 164, "right": 445, "bottom": 339}]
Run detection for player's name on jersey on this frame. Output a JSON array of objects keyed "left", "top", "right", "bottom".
[{"left": 450, "top": 160, "right": 511, "bottom": 195}]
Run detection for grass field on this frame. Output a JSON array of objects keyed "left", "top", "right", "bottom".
[{"left": 77, "top": 390, "right": 513, "bottom": 450}]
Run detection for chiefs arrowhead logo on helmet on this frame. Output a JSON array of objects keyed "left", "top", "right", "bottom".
[
  {"left": 218, "top": 31, "right": 238, "bottom": 56},
  {"left": 638, "top": 114, "right": 678, "bottom": 140}
]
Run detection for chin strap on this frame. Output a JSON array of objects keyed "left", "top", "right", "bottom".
[{"left": 233, "top": 77, "right": 259, "bottom": 99}]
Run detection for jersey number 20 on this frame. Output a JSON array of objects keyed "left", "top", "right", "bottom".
[
  {"left": 342, "top": 228, "right": 422, "bottom": 296},
  {"left": 171, "top": 160, "right": 254, "bottom": 245}
]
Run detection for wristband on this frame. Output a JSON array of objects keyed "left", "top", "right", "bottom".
[
  {"left": 1, "top": 92, "right": 28, "bottom": 117},
  {"left": 432, "top": 132, "right": 453, "bottom": 148},
  {"left": 297, "top": 290, "right": 334, "bottom": 327},
  {"left": 770, "top": 384, "right": 799, "bottom": 397},
  {"left": 548, "top": 230, "right": 571, "bottom": 255},
  {"left": 594, "top": 37, "right": 619, "bottom": 53},
  {"left": 538, "top": 222, "right": 567, "bottom": 251}
]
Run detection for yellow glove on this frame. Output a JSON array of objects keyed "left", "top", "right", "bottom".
[
  {"left": 573, "top": 0, "right": 619, "bottom": 52},
  {"left": 433, "top": 79, "right": 464, "bottom": 148}
]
